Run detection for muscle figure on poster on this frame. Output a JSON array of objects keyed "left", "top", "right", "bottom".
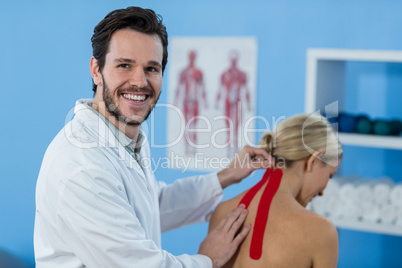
[{"left": 168, "top": 37, "right": 257, "bottom": 170}]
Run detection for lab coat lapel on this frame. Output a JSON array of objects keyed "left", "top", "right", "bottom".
[
  {"left": 124, "top": 150, "right": 147, "bottom": 183},
  {"left": 74, "top": 100, "right": 148, "bottom": 182}
]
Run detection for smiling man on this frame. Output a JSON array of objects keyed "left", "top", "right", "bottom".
[
  {"left": 91, "top": 29, "right": 163, "bottom": 139},
  {"left": 34, "top": 6, "right": 271, "bottom": 268}
]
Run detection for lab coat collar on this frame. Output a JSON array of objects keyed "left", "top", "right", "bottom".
[{"left": 72, "top": 99, "right": 148, "bottom": 181}]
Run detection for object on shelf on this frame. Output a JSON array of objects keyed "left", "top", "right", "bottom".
[
  {"left": 336, "top": 112, "right": 402, "bottom": 137},
  {"left": 390, "top": 183, "right": 402, "bottom": 205},
  {"left": 373, "top": 177, "right": 393, "bottom": 206},
  {"left": 389, "top": 120, "right": 402, "bottom": 136},
  {"left": 355, "top": 115, "right": 372, "bottom": 134},
  {"left": 310, "top": 176, "right": 402, "bottom": 226},
  {"left": 395, "top": 207, "right": 402, "bottom": 227},
  {"left": 373, "top": 119, "right": 391, "bottom": 136},
  {"left": 380, "top": 204, "right": 397, "bottom": 225},
  {"left": 338, "top": 113, "right": 356, "bottom": 133}
]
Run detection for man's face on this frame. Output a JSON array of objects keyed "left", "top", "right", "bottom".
[{"left": 95, "top": 29, "right": 163, "bottom": 125}]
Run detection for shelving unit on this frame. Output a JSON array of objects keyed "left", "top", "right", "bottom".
[
  {"left": 331, "top": 219, "right": 402, "bottom": 237},
  {"left": 305, "top": 48, "right": 402, "bottom": 236},
  {"left": 339, "top": 133, "right": 402, "bottom": 150}
]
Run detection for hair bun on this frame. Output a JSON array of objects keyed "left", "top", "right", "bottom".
[{"left": 259, "top": 132, "right": 274, "bottom": 154}]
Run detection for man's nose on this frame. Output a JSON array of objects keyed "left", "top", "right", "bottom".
[{"left": 130, "top": 68, "right": 147, "bottom": 88}]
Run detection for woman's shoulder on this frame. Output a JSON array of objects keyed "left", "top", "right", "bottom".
[
  {"left": 293, "top": 207, "right": 339, "bottom": 260},
  {"left": 272, "top": 198, "right": 337, "bottom": 248},
  {"left": 303, "top": 209, "right": 337, "bottom": 235},
  {"left": 209, "top": 192, "right": 247, "bottom": 232},
  {"left": 300, "top": 209, "right": 339, "bottom": 267},
  {"left": 289, "top": 204, "right": 337, "bottom": 238},
  {"left": 265, "top": 203, "right": 338, "bottom": 268}
]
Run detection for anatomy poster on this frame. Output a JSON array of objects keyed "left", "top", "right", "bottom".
[{"left": 167, "top": 37, "right": 257, "bottom": 171}]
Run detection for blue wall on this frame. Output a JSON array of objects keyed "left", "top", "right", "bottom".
[{"left": 1, "top": 0, "right": 402, "bottom": 267}]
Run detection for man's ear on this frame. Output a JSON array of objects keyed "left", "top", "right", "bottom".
[
  {"left": 90, "top": 56, "right": 102, "bottom": 86},
  {"left": 306, "top": 151, "right": 323, "bottom": 172}
]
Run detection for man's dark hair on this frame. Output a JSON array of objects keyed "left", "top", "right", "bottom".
[{"left": 91, "top": 6, "right": 168, "bottom": 93}]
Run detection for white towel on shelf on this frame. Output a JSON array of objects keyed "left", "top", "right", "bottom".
[
  {"left": 310, "top": 195, "right": 327, "bottom": 216},
  {"left": 324, "top": 179, "right": 340, "bottom": 199},
  {"left": 354, "top": 181, "right": 374, "bottom": 214},
  {"left": 361, "top": 203, "right": 381, "bottom": 224},
  {"left": 325, "top": 177, "right": 358, "bottom": 220},
  {"left": 342, "top": 199, "right": 361, "bottom": 221},
  {"left": 373, "top": 178, "right": 394, "bottom": 206},
  {"left": 390, "top": 183, "right": 402, "bottom": 207},
  {"left": 394, "top": 206, "right": 402, "bottom": 226},
  {"left": 327, "top": 197, "right": 345, "bottom": 220},
  {"left": 380, "top": 204, "right": 397, "bottom": 225},
  {"left": 339, "top": 182, "right": 357, "bottom": 204}
]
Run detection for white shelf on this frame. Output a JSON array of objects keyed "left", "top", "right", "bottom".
[
  {"left": 307, "top": 48, "right": 402, "bottom": 63},
  {"left": 332, "top": 219, "right": 402, "bottom": 237},
  {"left": 339, "top": 133, "right": 402, "bottom": 150},
  {"left": 305, "top": 48, "right": 402, "bottom": 114},
  {"left": 305, "top": 48, "right": 402, "bottom": 238}
]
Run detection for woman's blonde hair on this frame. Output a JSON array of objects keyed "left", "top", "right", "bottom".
[{"left": 259, "top": 113, "right": 342, "bottom": 166}]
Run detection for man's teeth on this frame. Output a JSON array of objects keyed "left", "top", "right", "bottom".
[{"left": 123, "top": 94, "right": 146, "bottom": 101}]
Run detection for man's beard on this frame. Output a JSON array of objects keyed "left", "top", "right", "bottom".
[{"left": 102, "top": 77, "right": 160, "bottom": 126}]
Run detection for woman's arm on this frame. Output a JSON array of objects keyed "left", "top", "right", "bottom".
[{"left": 311, "top": 218, "right": 339, "bottom": 268}]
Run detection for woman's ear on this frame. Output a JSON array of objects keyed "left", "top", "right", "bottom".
[{"left": 306, "top": 151, "right": 323, "bottom": 172}]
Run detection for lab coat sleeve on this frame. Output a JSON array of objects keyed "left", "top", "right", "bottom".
[
  {"left": 56, "top": 165, "right": 212, "bottom": 268},
  {"left": 158, "top": 172, "right": 223, "bottom": 232}
]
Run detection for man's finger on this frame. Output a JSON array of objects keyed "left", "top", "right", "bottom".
[
  {"left": 250, "top": 147, "right": 271, "bottom": 159},
  {"left": 216, "top": 205, "right": 245, "bottom": 231},
  {"left": 223, "top": 205, "right": 245, "bottom": 231},
  {"left": 228, "top": 207, "right": 248, "bottom": 235},
  {"left": 251, "top": 157, "right": 272, "bottom": 169},
  {"left": 232, "top": 224, "right": 251, "bottom": 247}
]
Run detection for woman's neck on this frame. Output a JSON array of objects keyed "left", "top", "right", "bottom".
[{"left": 275, "top": 162, "right": 305, "bottom": 200}]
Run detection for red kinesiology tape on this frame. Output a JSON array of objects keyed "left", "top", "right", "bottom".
[
  {"left": 238, "top": 168, "right": 272, "bottom": 209},
  {"left": 238, "top": 168, "right": 283, "bottom": 260}
]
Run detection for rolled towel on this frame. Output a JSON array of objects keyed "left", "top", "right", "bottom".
[
  {"left": 326, "top": 177, "right": 359, "bottom": 220},
  {"left": 339, "top": 182, "right": 357, "bottom": 204},
  {"left": 373, "top": 178, "right": 394, "bottom": 206},
  {"left": 380, "top": 204, "right": 397, "bottom": 225},
  {"left": 390, "top": 184, "right": 402, "bottom": 207},
  {"left": 361, "top": 203, "right": 381, "bottom": 224},
  {"left": 342, "top": 199, "right": 361, "bottom": 221},
  {"left": 394, "top": 206, "right": 402, "bottom": 226},
  {"left": 314, "top": 179, "right": 340, "bottom": 214},
  {"left": 323, "top": 179, "right": 340, "bottom": 200},
  {"left": 310, "top": 195, "right": 327, "bottom": 216},
  {"left": 310, "top": 179, "right": 339, "bottom": 215},
  {"left": 355, "top": 183, "right": 374, "bottom": 210},
  {"left": 327, "top": 197, "right": 345, "bottom": 220}
]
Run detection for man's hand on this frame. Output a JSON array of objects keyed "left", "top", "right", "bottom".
[
  {"left": 218, "top": 145, "right": 272, "bottom": 189},
  {"left": 198, "top": 205, "right": 250, "bottom": 268}
]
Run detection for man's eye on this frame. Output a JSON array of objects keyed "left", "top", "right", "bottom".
[
  {"left": 119, "top": 64, "right": 130, "bottom": 68},
  {"left": 147, "top": 67, "right": 158, "bottom": 72}
]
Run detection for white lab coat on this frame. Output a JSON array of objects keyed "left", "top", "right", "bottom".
[{"left": 34, "top": 99, "right": 223, "bottom": 268}]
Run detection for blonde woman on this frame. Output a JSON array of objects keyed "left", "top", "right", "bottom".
[{"left": 209, "top": 113, "right": 343, "bottom": 268}]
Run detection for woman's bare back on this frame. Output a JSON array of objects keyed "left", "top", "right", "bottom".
[{"left": 209, "top": 184, "right": 338, "bottom": 268}]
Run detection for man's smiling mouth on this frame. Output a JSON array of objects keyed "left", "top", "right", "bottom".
[{"left": 122, "top": 93, "right": 149, "bottom": 101}]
